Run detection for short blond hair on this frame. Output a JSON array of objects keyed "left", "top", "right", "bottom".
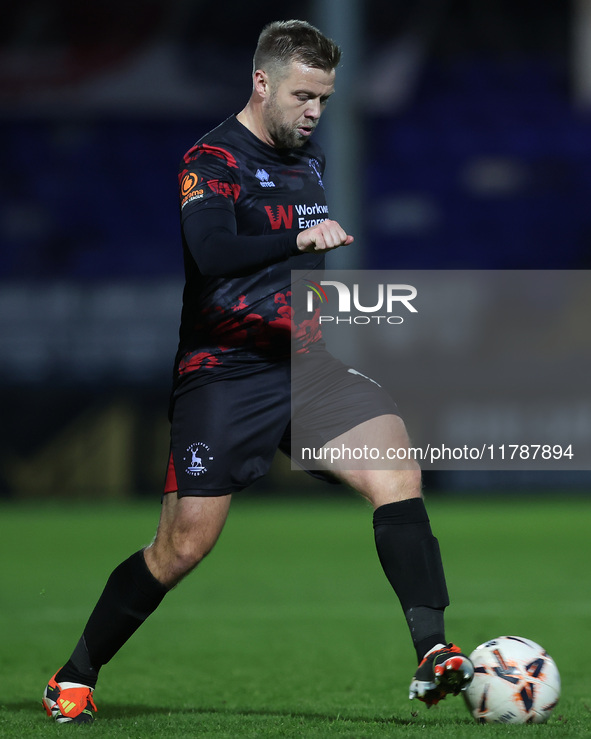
[{"left": 253, "top": 20, "right": 341, "bottom": 80}]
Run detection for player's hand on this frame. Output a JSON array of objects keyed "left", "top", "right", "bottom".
[{"left": 296, "top": 219, "right": 354, "bottom": 253}]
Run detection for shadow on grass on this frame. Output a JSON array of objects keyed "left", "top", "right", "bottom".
[{"left": 6, "top": 701, "right": 474, "bottom": 727}]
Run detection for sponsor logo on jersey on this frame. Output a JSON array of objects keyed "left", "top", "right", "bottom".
[
  {"left": 294, "top": 203, "right": 329, "bottom": 228},
  {"left": 264, "top": 204, "right": 293, "bottom": 230},
  {"left": 185, "top": 442, "right": 214, "bottom": 477},
  {"left": 180, "top": 172, "right": 204, "bottom": 209},
  {"left": 308, "top": 158, "right": 324, "bottom": 188},
  {"left": 264, "top": 202, "right": 329, "bottom": 230},
  {"left": 255, "top": 168, "right": 276, "bottom": 188}
]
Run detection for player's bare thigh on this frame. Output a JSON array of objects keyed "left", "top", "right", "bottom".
[
  {"left": 322, "top": 414, "right": 422, "bottom": 508},
  {"left": 145, "top": 492, "right": 232, "bottom": 587}
]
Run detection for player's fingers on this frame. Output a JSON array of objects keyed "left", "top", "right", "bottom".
[
  {"left": 297, "top": 220, "right": 353, "bottom": 251},
  {"left": 325, "top": 220, "right": 349, "bottom": 247},
  {"left": 311, "top": 230, "right": 328, "bottom": 250},
  {"left": 315, "top": 220, "right": 350, "bottom": 249}
]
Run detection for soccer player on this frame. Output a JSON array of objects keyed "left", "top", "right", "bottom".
[{"left": 42, "top": 20, "right": 473, "bottom": 724}]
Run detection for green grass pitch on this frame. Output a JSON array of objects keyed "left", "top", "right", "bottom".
[{"left": 0, "top": 493, "right": 589, "bottom": 737}]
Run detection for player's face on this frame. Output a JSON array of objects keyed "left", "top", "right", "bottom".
[{"left": 263, "top": 62, "right": 335, "bottom": 149}]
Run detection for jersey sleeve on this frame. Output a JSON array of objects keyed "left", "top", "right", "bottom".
[
  {"left": 179, "top": 143, "right": 241, "bottom": 219},
  {"left": 183, "top": 208, "right": 299, "bottom": 276},
  {"left": 179, "top": 142, "right": 301, "bottom": 276}
]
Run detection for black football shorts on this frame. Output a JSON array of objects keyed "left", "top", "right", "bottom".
[{"left": 164, "top": 348, "right": 399, "bottom": 497}]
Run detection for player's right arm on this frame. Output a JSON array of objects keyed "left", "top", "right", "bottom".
[
  {"left": 180, "top": 145, "right": 352, "bottom": 276},
  {"left": 184, "top": 210, "right": 354, "bottom": 276},
  {"left": 180, "top": 146, "right": 303, "bottom": 276},
  {"left": 183, "top": 207, "right": 301, "bottom": 276}
]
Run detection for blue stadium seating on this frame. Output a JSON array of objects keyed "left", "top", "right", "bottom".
[{"left": 1, "top": 58, "right": 590, "bottom": 277}]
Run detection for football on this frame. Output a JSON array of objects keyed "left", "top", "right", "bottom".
[{"left": 463, "top": 635, "right": 560, "bottom": 724}]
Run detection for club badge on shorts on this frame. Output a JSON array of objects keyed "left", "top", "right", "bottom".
[{"left": 185, "top": 442, "right": 214, "bottom": 477}]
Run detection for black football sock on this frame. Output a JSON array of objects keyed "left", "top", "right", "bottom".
[
  {"left": 56, "top": 550, "right": 168, "bottom": 688},
  {"left": 373, "top": 498, "right": 450, "bottom": 663}
]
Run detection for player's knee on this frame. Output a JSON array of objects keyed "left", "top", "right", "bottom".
[
  {"left": 353, "top": 465, "right": 422, "bottom": 508},
  {"left": 148, "top": 531, "right": 217, "bottom": 586},
  {"left": 392, "top": 465, "right": 422, "bottom": 500},
  {"left": 169, "top": 532, "right": 215, "bottom": 572}
]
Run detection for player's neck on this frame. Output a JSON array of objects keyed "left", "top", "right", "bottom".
[{"left": 236, "top": 105, "right": 274, "bottom": 148}]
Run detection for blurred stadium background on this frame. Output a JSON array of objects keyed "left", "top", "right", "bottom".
[{"left": 1, "top": 0, "right": 590, "bottom": 499}]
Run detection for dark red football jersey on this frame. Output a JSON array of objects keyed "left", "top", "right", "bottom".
[{"left": 174, "top": 115, "right": 329, "bottom": 384}]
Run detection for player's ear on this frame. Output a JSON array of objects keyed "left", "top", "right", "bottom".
[{"left": 253, "top": 69, "right": 269, "bottom": 98}]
